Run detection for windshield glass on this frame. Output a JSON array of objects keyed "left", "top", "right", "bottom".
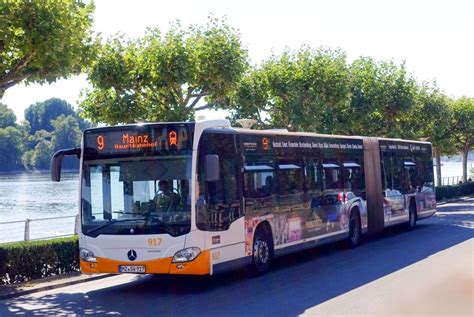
[{"left": 81, "top": 156, "right": 192, "bottom": 237}]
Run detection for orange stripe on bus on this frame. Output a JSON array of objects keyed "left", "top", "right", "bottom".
[
  {"left": 80, "top": 250, "right": 210, "bottom": 275},
  {"left": 169, "top": 250, "right": 210, "bottom": 275}
]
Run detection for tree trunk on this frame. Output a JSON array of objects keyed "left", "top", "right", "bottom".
[
  {"left": 462, "top": 146, "right": 468, "bottom": 183},
  {"left": 435, "top": 148, "right": 442, "bottom": 186}
]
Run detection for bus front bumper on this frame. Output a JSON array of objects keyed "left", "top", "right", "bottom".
[{"left": 80, "top": 250, "right": 210, "bottom": 275}]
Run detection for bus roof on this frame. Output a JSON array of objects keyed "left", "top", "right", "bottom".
[
  {"left": 83, "top": 120, "right": 431, "bottom": 146},
  {"left": 212, "top": 126, "right": 431, "bottom": 145}
]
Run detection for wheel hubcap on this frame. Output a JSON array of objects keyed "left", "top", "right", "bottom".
[{"left": 254, "top": 239, "right": 269, "bottom": 266}]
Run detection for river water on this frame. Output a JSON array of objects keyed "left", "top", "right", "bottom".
[
  {"left": 0, "top": 172, "right": 79, "bottom": 243},
  {"left": 0, "top": 161, "right": 472, "bottom": 243}
]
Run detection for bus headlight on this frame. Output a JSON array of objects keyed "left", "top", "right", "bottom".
[
  {"left": 172, "top": 247, "right": 201, "bottom": 263},
  {"left": 79, "top": 248, "right": 97, "bottom": 263}
]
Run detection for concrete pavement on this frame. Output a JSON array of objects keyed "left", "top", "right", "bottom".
[{"left": 303, "top": 238, "right": 473, "bottom": 316}]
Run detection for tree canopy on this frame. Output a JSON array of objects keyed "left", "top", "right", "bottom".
[
  {"left": 80, "top": 18, "right": 249, "bottom": 124},
  {"left": 24, "top": 98, "right": 83, "bottom": 133},
  {"left": 345, "top": 58, "right": 418, "bottom": 138},
  {"left": 0, "top": 0, "right": 98, "bottom": 98},
  {"left": 229, "top": 48, "right": 350, "bottom": 133},
  {"left": 0, "top": 126, "right": 23, "bottom": 171},
  {"left": 0, "top": 99, "right": 90, "bottom": 171},
  {"left": 450, "top": 97, "right": 474, "bottom": 181},
  {"left": 0, "top": 102, "right": 16, "bottom": 128}
]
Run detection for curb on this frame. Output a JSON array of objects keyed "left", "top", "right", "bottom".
[
  {"left": 0, "top": 273, "right": 113, "bottom": 301},
  {"left": 436, "top": 195, "right": 474, "bottom": 206}
]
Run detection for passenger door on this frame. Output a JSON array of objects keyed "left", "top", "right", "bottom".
[{"left": 196, "top": 132, "right": 246, "bottom": 273}]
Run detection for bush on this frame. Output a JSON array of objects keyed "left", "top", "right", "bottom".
[
  {"left": 436, "top": 182, "right": 474, "bottom": 200},
  {"left": 0, "top": 236, "right": 79, "bottom": 284}
]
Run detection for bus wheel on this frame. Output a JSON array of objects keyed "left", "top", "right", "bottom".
[
  {"left": 251, "top": 227, "right": 272, "bottom": 275},
  {"left": 407, "top": 201, "right": 417, "bottom": 230},
  {"left": 347, "top": 210, "right": 361, "bottom": 248}
]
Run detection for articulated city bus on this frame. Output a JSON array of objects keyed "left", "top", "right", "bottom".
[{"left": 51, "top": 119, "right": 436, "bottom": 275}]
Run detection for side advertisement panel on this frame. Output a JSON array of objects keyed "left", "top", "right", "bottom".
[{"left": 241, "top": 134, "right": 367, "bottom": 250}]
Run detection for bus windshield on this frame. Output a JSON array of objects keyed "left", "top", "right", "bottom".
[{"left": 81, "top": 156, "right": 192, "bottom": 237}]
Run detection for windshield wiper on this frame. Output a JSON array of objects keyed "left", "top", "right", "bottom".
[
  {"left": 87, "top": 218, "right": 146, "bottom": 234},
  {"left": 145, "top": 215, "right": 176, "bottom": 235},
  {"left": 87, "top": 216, "right": 177, "bottom": 236}
]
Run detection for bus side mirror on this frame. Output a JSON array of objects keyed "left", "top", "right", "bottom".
[
  {"left": 205, "top": 154, "right": 220, "bottom": 182},
  {"left": 51, "top": 148, "right": 81, "bottom": 182}
]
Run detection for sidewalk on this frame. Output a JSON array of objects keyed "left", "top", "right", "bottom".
[
  {"left": 436, "top": 194, "right": 474, "bottom": 205},
  {"left": 303, "top": 238, "right": 473, "bottom": 316},
  {"left": 0, "top": 272, "right": 112, "bottom": 300}
]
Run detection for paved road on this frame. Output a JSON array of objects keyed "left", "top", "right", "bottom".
[{"left": 1, "top": 198, "right": 473, "bottom": 316}]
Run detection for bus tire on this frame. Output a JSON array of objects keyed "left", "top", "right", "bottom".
[
  {"left": 346, "top": 209, "right": 361, "bottom": 248},
  {"left": 250, "top": 225, "right": 273, "bottom": 275},
  {"left": 407, "top": 200, "right": 417, "bottom": 230}
]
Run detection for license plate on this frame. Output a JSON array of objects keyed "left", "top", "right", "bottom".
[{"left": 119, "top": 265, "right": 146, "bottom": 273}]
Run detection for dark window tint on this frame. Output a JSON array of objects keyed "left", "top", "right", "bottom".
[
  {"left": 381, "top": 145, "right": 434, "bottom": 194},
  {"left": 277, "top": 158, "right": 304, "bottom": 195},
  {"left": 244, "top": 159, "right": 275, "bottom": 198},
  {"left": 322, "top": 160, "right": 341, "bottom": 190},
  {"left": 196, "top": 132, "right": 241, "bottom": 231},
  {"left": 341, "top": 159, "right": 365, "bottom": 192},
  {"left": 307, "top": 160, "right": 324, "bottom": 192}
]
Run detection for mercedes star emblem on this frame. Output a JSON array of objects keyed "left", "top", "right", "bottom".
[{"left": 127, "top": 250, "right": 137, "bottom": 261}]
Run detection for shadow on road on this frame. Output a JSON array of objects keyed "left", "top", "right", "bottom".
[{"left": 2, "top": 200, "right": 473, "bottom": 316}]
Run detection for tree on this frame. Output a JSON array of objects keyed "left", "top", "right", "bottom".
[
  {"left": 229, "top": 47, "right": 351, "bottom": 133},
  {"left": 50, "top": 115, "right": 82, "bottom": 169},
  {"left": 409, "top": 84, "right": 456, "bottom": 185},
  {"left": 31, "top": 138, "right": 53, "bottom": 170},
  {"left": 0, "top": 126, "right": 23, "bottom": 171},
  {"left": 50, "top": 115, "right": 82, "bottom": 151},
  {"left": 0, "top": 103, "right": 16, "bottom": 128},
  {"left": 25, "top": 98, "right": 75, "bottom": 133},
  {"left": 80, "top": 18, "right": 249, "bottom": 124},
  {"left": 450, "top": 97, "right": 474, "bottom": 182},
  {"left": 346, "top": 58, "right": 418, "bottom": 138},
  {"left": 24, "top": 98, "right": 89, "bottom": 134},
  {"left": 0, "top": 0, "right": 98, "bottom": 98},
  {"left": 23, "top": 129, "right": 53, "bottom": 170}
]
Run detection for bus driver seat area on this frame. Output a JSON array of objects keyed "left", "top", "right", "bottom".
[{"left": 154, "top": 180, "right": 180, "bottom": 212}]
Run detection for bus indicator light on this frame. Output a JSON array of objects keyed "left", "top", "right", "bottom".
[
  {"left": 169, "top": 131, "right": 178, "bottom": 146},
  {"left": 97, "top": 135, "right": 105, "bottom": 151}
]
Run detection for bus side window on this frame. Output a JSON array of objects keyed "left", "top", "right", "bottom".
[
  {"left": 244, "top": 170, "right": 275, "bottom": 198},
  {"left": 341, "top": 158, "right": 365, "bottom": 195},
  {"left": 197, "top": 132, "right": 241, "bottom": 231},
  {"left": 277, "top": 158, "right": 304, "bottom": 195},
  {"left": 322, "top": 160, "right": 341, "bottom": 190},
  {"left": 306, "top": 159, "right": 324, "bottom": 191}
]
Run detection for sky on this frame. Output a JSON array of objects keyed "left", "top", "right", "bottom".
[{"left": 2, "top": 0, "right": 474, "bottom": 122}]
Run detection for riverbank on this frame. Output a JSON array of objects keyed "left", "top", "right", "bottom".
[{"left": 0, "top": 169, "right": 78, "bottom": 175}]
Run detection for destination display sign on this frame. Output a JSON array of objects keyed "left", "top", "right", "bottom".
[
  {"left": 241, "top": 134, "right": 364, "bottom": 154},
  {"left": 379, "top": 140, "right": 431, "bottom": 154},
  {"left": 83, "top": 123, "right": 194, "bottom": 157}
]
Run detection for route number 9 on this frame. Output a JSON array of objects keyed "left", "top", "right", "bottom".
[{"left": 97, "top": 135, "right": 105, "bottom": 150}]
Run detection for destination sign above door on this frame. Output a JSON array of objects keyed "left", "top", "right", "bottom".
[{"left": 83, "top": 123, "right": 194, "bottom": 157}]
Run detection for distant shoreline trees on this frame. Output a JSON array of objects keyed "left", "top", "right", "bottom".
[{"left": 0, "top": 98, "right": 90, "bottom": 172}]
